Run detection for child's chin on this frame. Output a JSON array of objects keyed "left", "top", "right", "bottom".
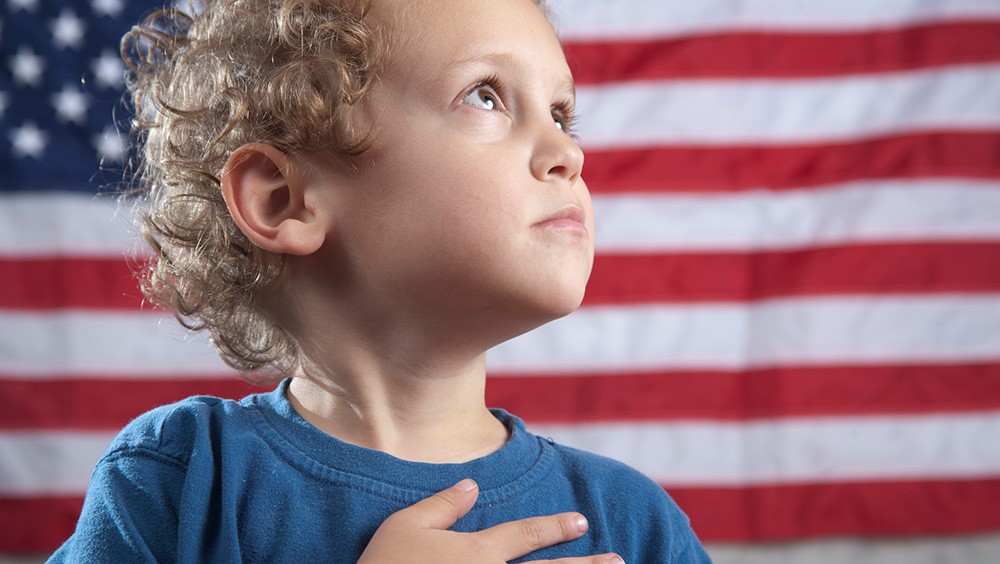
[{"left": 536, "top": 286, "right": 588, "bottom": 320}]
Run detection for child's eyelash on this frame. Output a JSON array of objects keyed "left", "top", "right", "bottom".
[
  {"left": 473, "top": 73, "right": 505, "bottom": 99},
  {"left": 480, "top": 73, "right": 504, "bottom": 89},
  {"left": 553, "top": 100, "right": 579, "bottom": 138}
]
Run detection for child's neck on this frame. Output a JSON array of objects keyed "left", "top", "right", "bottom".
[
  {"left": 285, "top": 350, "right": 510, "bottom": 464},
  {"left": 271, "top": 258, "right": 534, "bottom": 463}
]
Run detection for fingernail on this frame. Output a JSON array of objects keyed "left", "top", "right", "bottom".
[
  {"left": 576, "top": 514, "right": 589, "bottom": 533},
  {"left": 607, "top": 555, "right": 625, "bottom": 564},
  {"left": 455, "top": 478, "right": 477, "bottom": 492}
]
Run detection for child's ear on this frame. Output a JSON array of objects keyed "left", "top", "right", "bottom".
[{"left": 221, "top": 143, "right": 326, "bottom": 256}]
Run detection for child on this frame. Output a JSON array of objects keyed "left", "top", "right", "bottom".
[{"left": 51, "top": 0, "right": 711, "bottom": 562}]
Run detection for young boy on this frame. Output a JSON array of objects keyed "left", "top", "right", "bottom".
[{"left": 51, "top": 0, "right": 711, "bottom": 562}]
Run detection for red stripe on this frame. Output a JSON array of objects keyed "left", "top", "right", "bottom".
[
  {"left": 0, "top": 257, "right": 146, "bottom": 310},
  {"left": 6, "top": 243, "right": 999, "bottom": 312},
  {"left": 4, "top": 363, "right": 999, "bottom": 430},
  {"left": 0, "top": 377, "right": 262, "bottom": 431},
  {"left": 584, "top": 131, "right": 1000, "bottom": 193},
  {"left": 0, "top": 496, "right": 83, "bottom": 552},
  {"left": 5, "top": 478, "right": 1000, "bottom": 551},
  {"left": 492, "top": 363, "right": 1000, "bottom": 424},
  {"left": 587, "top": 242, "right": 1000, "bottom": 305},
  {"left": 565, "top": 21, "right": 1000, "bottom": 83},
  {"left": 673, "top": 478, "right": 1000, "bottom": 541}
]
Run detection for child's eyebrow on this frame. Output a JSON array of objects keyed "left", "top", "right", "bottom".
[
  {"left": 557, "top": 75, "right": 578, "bottom": 102},
  {"left": 442, "top": 51, "right": 518, "bottom": 74}
]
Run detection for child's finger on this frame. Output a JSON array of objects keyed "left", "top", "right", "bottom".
[
  {"left": 389, "top": 478, "right": 480, "bottom": 530},
  {"left": 475, "top": 511, "right": 591, "bottom": 561},
  {"left": 525, "top": 556, "right": 625, "bottom": 564}
]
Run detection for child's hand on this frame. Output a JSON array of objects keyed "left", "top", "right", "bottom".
[{"left": 357, "top": 479, "right": 624, "bottom": 564}]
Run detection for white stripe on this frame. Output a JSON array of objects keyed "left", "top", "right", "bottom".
[
  {"left": 0, "top": 311, "right": 231, "bottom": 377},
  {"left": 6, "top": 180, "right": 1000, "bottom": 258},
  {"left": 530, "top": 411, "right": 1000, "bottom": 485},
  {"left": 706, "top": 535, "right": 1000, "bottom": 564},
  {"left": 0, "top": 431, "right": 114, "bottom": 496},
  {"left": 0, "top": 192, "right": 142, "bottom": 257},
  {"left": 5, "top": 411, "right": 999, "bottom": 494},
  {"left": 593, "top": 179, "right": 1000, "bottom": 252},
  {"left": 490, "top": 295, "right": 1000, "bottom": 373},
  {"left": 576, "top": 64, "right": 1000, "bottom": 147},
  {"left": 550, "top": 0, "right": 1000, "bottom": 41},
  {"left": 4, "top": 295, "right": 999, "bottom": 376}
]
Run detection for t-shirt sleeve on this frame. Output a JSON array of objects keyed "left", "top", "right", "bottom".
[
  {"left": 48, "top": 448, "right": 185, "bottom": 563},
  {"left": 556, "top": 444, "right": 713, "bottom": 563},
  {"left": 636, "top": 477, "right": 713, "bottom": 564},
  {"left": 47, "top": 425, "right": 191, "bottom": 564}
]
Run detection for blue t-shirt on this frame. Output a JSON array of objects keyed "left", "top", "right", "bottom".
[{"left": 50, "top": 380, "right": 710, "bottom": 562}]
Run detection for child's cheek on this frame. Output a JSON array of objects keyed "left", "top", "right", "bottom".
[{"left": 452, "top": 108, "right": 512, "bottom": 143}]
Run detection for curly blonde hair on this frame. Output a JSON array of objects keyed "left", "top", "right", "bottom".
[
  {"left": 122, "top": 0, "right": 553, "bottom": 382},
  {"left": 122, "top": 0, "right": 385, "bottom": 380}
]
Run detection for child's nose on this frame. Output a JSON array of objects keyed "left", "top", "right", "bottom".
[{"left": 529, "top": 124, "right": 584, "bottom": 185}]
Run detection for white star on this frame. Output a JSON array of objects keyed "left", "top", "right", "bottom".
[
  {"left": 173, "top": 0, "right": 208, "bottom": 13},
  {"left": 9, "top": 0, "right": 40, "bottom": 13},
  {"left": 0, "top": 92, "right": 9, "bottom": 119},
  {"left": 51, "top": 10, "right": 86, "bottom": 50},
  {"left": 10, "top": 122, "right": 48, "bottom": 160},
  {"left": 9, "top": 47, "right": 45, "bottom": 88},
  {"left": 52, "top": 85, "right": 90, "bottom": 125},
  {"left": 91, "top": 0, "right": 124, "bottom": 18},
  {"left": 90, "top": 50, "right": 124, "bottom": 90},
  {"left": 93, "top": 126, "right": 127, "bottom": 163}
]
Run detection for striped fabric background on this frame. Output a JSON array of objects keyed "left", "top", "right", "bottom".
[{"left": 2, "top": 0, "right": 1000, "bottom": 561}]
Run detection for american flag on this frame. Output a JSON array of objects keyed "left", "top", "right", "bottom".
[{"left": 2, "top": 0, "right": 1000, "bottom": 561}]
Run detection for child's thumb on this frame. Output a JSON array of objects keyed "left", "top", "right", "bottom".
[{"left": 400, "top": 478, "right": 480, "bottom": 530}]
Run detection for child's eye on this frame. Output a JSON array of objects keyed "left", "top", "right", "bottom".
[
  {"left": 553, "top": 103, "right": 578, "bottom": 137},
  {"left": 461, "top": 83, "right": 502, "bottom": 111}
]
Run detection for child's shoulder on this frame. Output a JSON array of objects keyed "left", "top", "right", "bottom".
[
  {"left": 499, "top": 410, "right": 669, "bottom": 501},
  {"left": 546, "top": 438, "right": 665, "bottom": 493},
  {"left": 102, "top": 391, "right": 262, "bottom": 466},
  {"left": 540, "top": 438, "right": 710, "bottom": 562}
]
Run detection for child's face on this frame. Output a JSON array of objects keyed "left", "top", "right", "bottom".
[{"left": 320, "top": 0, "right": 593, "bottom": 337}]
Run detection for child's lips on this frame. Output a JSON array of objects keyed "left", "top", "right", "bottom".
[{"left": 535, "top": 204, "right": 588, "bottom": 235}]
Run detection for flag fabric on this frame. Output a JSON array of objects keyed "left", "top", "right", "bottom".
[{"left": 2, "top": 0, "right": 1000, "bottom": 561}]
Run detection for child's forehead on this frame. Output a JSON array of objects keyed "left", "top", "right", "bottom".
[
  {"left": 369, "top": 0, "right": 560, "bottom": 75},
  {"left": 371, "top": 0, "right": 550, "bottom": 47}
]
